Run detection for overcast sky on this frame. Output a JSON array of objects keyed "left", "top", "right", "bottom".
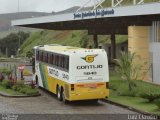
[{"left": 0, "top": 0, "right": 96, "bottom": 14}]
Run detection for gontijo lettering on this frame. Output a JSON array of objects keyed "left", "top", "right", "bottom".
[{"left": 77, "top": 65, "right": 103, "bottom": 69}]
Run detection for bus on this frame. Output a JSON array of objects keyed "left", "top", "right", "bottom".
[{"left": 33, "top": 44, "right": 109, "bottom": 103}]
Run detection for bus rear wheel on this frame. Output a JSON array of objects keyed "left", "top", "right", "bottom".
[
  {"left": 57, "top": 87, "right": 62, "bottom": 101},
  {"left": 62, "top": 90, "right": 68, "bottom": 104},
  {"left": 35, "top": 76, "right": 39, "bottom": 87},
  {"left": 91, "top": 99, "right": 98, "bottom": 103}
]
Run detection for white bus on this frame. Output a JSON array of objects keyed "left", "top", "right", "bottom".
[{"left": 33, "top": 44, "right": 109, "bottom": 103}]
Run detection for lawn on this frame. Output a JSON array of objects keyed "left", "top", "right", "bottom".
[
  {"left": 109, "top": 70, "right": 160, "bottom": 115},
  {"left": 0, "top": 85, "right": 24, "bottom": 95}
]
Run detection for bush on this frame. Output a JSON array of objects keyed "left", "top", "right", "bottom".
[
  {"left": 1, "top": 68, "right": 12, "bottom": 75},
  {"left": 2, "top": 80, "right": 13, "bottom": 89},
  {"left": 19, "top": 85, "right": 39, "bottom": 95},
  {"left": 0, "top": 73, "right": 4, "bottom": 82},
  {"left": 24, "top": 88, "right": 39, "bottom": 95},
  {"left": 109, "top": 80, "right": 120, "bottom": 91},
  {"left": 29, "top": 81, "right": 36, "bottom": 89},
  {"left": 116, "top": 83, "right": 137, "bottom": 97},
  {"left": 12, "top": 85, "right": 19, "bottom": 91},
  {"left": 155, "top": 101, "right": 160, "bottom": 110},
  {"left": 12, "top": 80, "right": 25, "bottom": 91},
  {"left": 12, "top": 82, "right": 39, "bottom": 95},
  {"left": 138, "top": 86, "right": 160, "bottom": 102}
]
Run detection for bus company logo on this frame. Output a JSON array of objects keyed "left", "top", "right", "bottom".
[{"left": 82, "top": 55, "right": 98, "bottom": 63}]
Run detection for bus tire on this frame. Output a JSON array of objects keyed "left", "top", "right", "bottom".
[
  {"left": 91, "top": 99, "right": 98, "bottom": 103},
  {"left": 57, "top": 86, "right": 62, "bottom": 101},
  {"left": 35, "top": 76, "right": 39, "bottom": 87},
  {"left": 62, "top": 90, "right": 68, "bottom": 104}
]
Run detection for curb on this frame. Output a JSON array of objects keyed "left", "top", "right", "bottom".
[
  {"left": 101, "top": 99, "right": 160, "bottom": 118},
  {"left": 0, "top": 91, "right": 41, "bottom": 98}
]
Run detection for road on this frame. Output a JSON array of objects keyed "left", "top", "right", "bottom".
[{"left": 0, "top": 89, "right": 137, "bottom": 114}]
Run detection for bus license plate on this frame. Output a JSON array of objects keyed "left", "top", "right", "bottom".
[{"left": 87, "top": 84, "right": 97, "bottom": 89}]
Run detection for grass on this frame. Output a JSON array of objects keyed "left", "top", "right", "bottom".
[
  {"left": 109, "top": 90, "right": 160, "bottom": 115},
  {"left": 23, "top": 69, "right": 32, "bottom": 76},
  {"left": 109, "top": 70, "right": 160, "bottom": 115},
  {"left": 0, "top": 79, "right": 39, "bottom": 96},
  {"left": 0, "top": 85, "right": 24, "bottom": 95}
]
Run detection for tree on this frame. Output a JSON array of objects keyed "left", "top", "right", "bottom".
[
  {"left": 0, "top": 31, "right": 30, "bottom": 57},
  {"left": 26, "top": 51, "right": 33, "bottom": 58},
  {"left": 79, "top": 34, "right": 89, "bottom": 48},
  {"left": 1, "top": 68, "right": 12, "bottom": 80},
  {"left": 114, "top": 52, "right": 143, "bottom": 91}
]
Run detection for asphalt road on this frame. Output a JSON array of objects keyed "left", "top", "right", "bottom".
[
  {"left": 0, "top": 89, "right": 138, "bottom": 120},
  {"left": 0, "top": 89, "right": 137, "bottom": 114}
]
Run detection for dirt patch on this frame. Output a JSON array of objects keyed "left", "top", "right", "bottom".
[{"left": 54, "top": 30, "right": 72, "bottom": 39}]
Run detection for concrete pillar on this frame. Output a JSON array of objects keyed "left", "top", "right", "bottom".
[
  {"left": 128, "top": 26, "right": 150, "bottom": 81},
  {"left": 111, "top": 34, "right": 116, "bottom": 60},
  {"left": 93, "top": 34, "right": 98, "bottom": 48}
]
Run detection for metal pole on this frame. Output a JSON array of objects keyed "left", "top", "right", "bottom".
[
  {"left": 111, "top": 34, "right": 116, "bottom": 60},
  {"left": 93, "top": 34, "right": 98, "bottom": 48},
  {"left": 17, "top": 0, "right": 21, "bottom": 53},
  {"left": 112, "top": 0, "right": 114, "bottom": 7},
  {"left": 133, "top": 0, "right": 136, "bottom": 5},
  {"left": 18, "top": 0, "right": 19, "bottom": 12},
  {"left": 6, "top": 48, "right": 8, "bottom": 57}
]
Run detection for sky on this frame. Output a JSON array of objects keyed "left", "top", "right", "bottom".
[{"left": 0, "top": 0, "right": 97, "bottom": 14}]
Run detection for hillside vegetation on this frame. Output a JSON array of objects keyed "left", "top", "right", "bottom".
[
  {"left": 20, "top": 30, "right": 92, "bottom": 55},
  {"left": 20, "top": 30, "right": 127, "bottom": 56}
]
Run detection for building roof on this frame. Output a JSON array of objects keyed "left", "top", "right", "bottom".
[{"left": 12, "top": 2, "right": 160, "bottom": 34}]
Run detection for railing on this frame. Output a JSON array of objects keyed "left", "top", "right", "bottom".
[
  {"left": 76, "top": 0, "right": 160, "bottom": 12},
  {"left": 112, "top": 0, "right": 144, "bottom": 7}
]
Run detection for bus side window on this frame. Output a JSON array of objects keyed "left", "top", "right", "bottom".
[
  {"left": 36, "top": 50, "right": 39, "bottom": 61},
  {"left": 60, "top": 56, "right": 64, "bottom": 68},
  {"left": 50, "top": 54, "right": 52, "bottom": 64},
  {"left": 64, "top": 56, "right": 69, "bottom": 71},
  {"left": 55, "top": 55, "right": 58, "bottom": 67},
  {"left": 52, "top": 54, "right": 55, "bottom": 65},
  {"left": 39, "top": 51, "right": 42, "bottom": 61},
  {"left": 41, "top": 52, "right": 44, "bottom": 62},
  {"left": 46, "top": 53, "right": 48, "bottom": 63},
  {"left": 57, "top": 56, "right": 62, "bottom": 67},
  {"left": 43, "top": 52, "right": 46, "bottom": 62},
  {"left": 66, "top": 57, "right": 69, "bottom": 70},
  {"left": 62, "top": 56, "right": 65, "bottom": 68},
  {"left": 48, "top": 53, "right": 50, "bottom": 63},
  {"left": 59, "top": 56, "right": 61, "bottom": 68}
]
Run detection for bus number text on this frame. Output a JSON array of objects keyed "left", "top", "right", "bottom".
[
  {"left": 84, "top": 72, "right": 97, "bottom": 75},
  {"left": 49, "top": 68, "right": 59, "bottom": 77},
  {"left": 62, "top": 73, "right": 69, "bottom": 80}
]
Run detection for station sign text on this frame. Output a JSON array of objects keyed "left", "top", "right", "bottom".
[{"left": 74, "top": 9, "right": 114, "bottom": 19}]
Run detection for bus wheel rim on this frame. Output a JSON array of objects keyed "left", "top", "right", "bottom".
[
  {"left": 58, "top": 89, "right": 61, "bottom": 99},
  {"left": 62, "top": 92, "right": 65, "bottom": 102}
]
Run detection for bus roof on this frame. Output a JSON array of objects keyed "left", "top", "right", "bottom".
[
  {"left": 35, "top": 44, "right": 104, "bottom": 55},
  {"left": 35, "top": 44, "right": 83, "bottom": 53}
]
